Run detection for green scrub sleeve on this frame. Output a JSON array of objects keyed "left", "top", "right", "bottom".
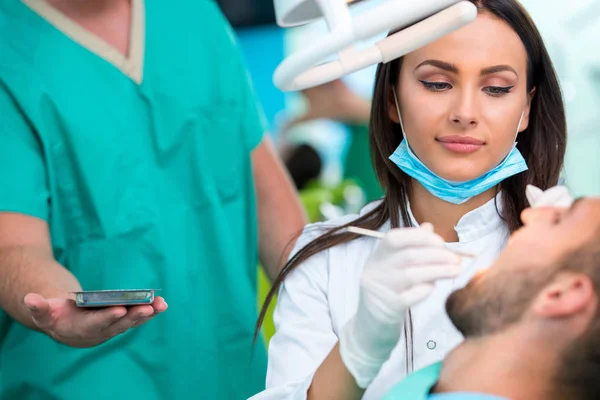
[
  {"left": 240, "top": 67, "right": 267, "bottom": 151},
  {"left": 215, "top": 6, "right": 267, "bottom": 151},
  {"left": 0, "top": 83, "right": 49, "bottom": 221}
]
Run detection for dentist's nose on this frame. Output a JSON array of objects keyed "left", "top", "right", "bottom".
[{"left": 449, "top": 89, "right": 479, "bottom": 129}]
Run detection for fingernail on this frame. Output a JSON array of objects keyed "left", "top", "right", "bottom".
[{"left": 27, "top": 304, "right": 37, "bottom": 311}]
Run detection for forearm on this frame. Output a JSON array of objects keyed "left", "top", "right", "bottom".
[
  {"left": 257, "top": 193, "right": 306, "bottom": 280},
  {"left": 0, "top": 246, "right": 81, "bottom": 330},
  {"left": 310, "top": 343, "right": 364, "bottom": 400},
  {"left": 253, "top": 137, "right": 307, "bottom": 280}
]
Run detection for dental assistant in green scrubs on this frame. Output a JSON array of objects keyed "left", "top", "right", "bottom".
[{"left": 0, "top": 0, "right": 305, "bottom": 399}]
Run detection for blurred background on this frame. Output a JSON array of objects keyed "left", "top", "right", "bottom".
[{"left": 218, "top": 0, "right": 600, "bottom": 342}]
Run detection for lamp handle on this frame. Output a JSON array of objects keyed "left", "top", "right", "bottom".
[{"left": 273, "top": 0, "right": 477, "bottom": 91}]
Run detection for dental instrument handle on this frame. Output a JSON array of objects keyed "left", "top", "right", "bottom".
[{"left": 346, "top": 226, "right": 475, "bottom": 258}]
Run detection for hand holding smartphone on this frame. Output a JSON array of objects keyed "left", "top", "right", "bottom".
[{"left": 23, "top": 291, "right": 167, "bottom": 348}]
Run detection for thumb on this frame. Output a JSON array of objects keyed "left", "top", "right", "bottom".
[
  {"left": 534, "top": 186, "right": 573, "bottom": 208},
  {"left": 23, "top": 293, "right": 53, "bottom": 330},
  {"left": 526, "top": 184, "right": 543, "bottom": 206}
]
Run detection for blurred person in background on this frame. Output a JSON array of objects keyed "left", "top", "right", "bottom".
[{"left": 283, "top": 143, "right": 323, "bottom": 192}]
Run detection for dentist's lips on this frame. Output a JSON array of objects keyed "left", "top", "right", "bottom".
[{"left": 436, "top": 135, "right": 485, "bottom": 153}]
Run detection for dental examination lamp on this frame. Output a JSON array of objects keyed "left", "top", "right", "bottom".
[{"left": 273, "top": 0, "right": 477, "bottom": 91}]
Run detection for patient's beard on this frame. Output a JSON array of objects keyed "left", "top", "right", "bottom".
[{"left": 446, "top": 268, "right": 556, "bottom": 337}]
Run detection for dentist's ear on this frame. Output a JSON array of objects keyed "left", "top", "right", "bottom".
[
  {"left": 388, "top": 86, "right": 400, "bottom": 124},
  {"left": 519, "top": 87, "right": 536, "bottom": 133},
  {"left": 527, "top": 87, "right": 536, "bottom": 105}
]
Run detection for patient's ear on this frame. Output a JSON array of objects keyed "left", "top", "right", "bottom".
[{"left": 533, "top": 273, "right": 594, "bottom": 318}]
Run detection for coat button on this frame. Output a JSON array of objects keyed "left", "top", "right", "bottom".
[{"left": 427, "top": 340, "right": 436, "bottom": 350}]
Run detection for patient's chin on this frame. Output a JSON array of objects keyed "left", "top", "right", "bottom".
[
  {"left": 446, "top": 269, "right": 545, "bottom": 338},
  {"left": 446, "top": 288, "right": 481, "bottom": 337}
]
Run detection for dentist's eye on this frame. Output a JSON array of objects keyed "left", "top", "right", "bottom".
[
  {"left": 484, "top": 85, "right": 514, "bottom": 97},
  {"left": 419, "top": 80, "right": 452, "bottom": 92}
]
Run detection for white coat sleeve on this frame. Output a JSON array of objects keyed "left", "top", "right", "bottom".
[{"left": 250, "top": 225, "right": 339, "bottom": 400}]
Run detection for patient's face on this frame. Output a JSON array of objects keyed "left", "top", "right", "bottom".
[{"left": 447, "top": 198, "right": 600, "bottom": 337}]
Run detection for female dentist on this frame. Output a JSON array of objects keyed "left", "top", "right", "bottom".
[{"left": 251, "top": 0, "right": 570, "bottom": 399}]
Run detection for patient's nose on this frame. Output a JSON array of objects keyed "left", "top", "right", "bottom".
[{"left": 521, "top": 207, "right": 562, "bottom": 225}]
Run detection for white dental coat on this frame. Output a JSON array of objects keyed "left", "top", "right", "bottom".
[{"left": 250, "top": 196, "right": 510, "bottom": 400}]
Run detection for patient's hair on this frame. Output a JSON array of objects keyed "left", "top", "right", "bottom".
[
  {"left": 284, "top": 144, "right": 322, "bottom": 191},
  {"left": 554, "top": 233, "right": 600, "bottom": 400}
]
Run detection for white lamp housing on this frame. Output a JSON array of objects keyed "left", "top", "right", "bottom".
[{"left": 273, "top": 0, "right": 478, "bottom": 91}]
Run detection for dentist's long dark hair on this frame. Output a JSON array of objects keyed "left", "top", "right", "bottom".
[{"left": 256, "top": 0, "right": 566, "bottom": 371}]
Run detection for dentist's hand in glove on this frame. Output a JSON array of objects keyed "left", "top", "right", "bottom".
[
  {"left": 339, "top": 223, "right": 462, "bottom": 389},
  {"left": 526, "top": 184, "right": 574, "bottom": 208}
]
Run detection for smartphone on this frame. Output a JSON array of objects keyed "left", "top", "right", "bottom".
[{"left": 73, "top": 289, "right": 157, "bottom": 308}]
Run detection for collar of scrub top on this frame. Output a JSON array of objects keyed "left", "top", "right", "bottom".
[
  {"left": 371, "top": 192, "right": 505, "bottom": 243},
  {"left": 450, "top": 191, "right": 506, "bottom": 242},
  {"left": 272, "top": 0, "right": 478, "bottom": 91}
]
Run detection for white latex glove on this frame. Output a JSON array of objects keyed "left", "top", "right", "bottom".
[
  {"left": 526, "top": 184, "right": 574, "bottom": 208},
  {"left": 339, "top": 223, "right": 462, "bottom": 388}
]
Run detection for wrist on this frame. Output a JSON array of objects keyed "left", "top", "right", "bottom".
[
  {"left": 339, "top": 317, "right": 400, "bottom": 388},
  {"left": 339, "top": 301, "right": 404, "bottom": 388}
]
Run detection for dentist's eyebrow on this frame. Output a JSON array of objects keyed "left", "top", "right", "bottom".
[
  {"left": 480, "top": 64, "right": 518, "bottom": 77},
  {"left": 415, "top": 60, "right": 458, "bottom": 73},
  {"left": 415, "top": 60, "right": 518, "bottom": 78}
]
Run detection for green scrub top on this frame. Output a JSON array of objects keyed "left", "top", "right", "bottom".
[
  {"left": 383, "top": 363, "right": 442, "bottom": 400},
  {"left": 0, "top": 0, "right": 267, "bottom": 399},
  {"left": 384, "top": 362, "right": 508, "bottom": 400}
]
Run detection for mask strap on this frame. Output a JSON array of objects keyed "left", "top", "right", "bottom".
[
  {"left": 392, "top": 86, "right": 406, "bottom": 133},
  {"left": 514, "top": 110, "right": 525, "bottom": 142}
]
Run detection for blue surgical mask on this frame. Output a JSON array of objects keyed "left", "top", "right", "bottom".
[{"left": 388, "top": 87, "right": 528, "bottom": 205}]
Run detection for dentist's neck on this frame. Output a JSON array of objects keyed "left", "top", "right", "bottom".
[{"left": 408, "top": 180, "right": 496, "bottom": 242}]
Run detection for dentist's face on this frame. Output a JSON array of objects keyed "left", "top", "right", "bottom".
[{"left": 389, "top": 12, "right": 534, "bottom": 182}]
